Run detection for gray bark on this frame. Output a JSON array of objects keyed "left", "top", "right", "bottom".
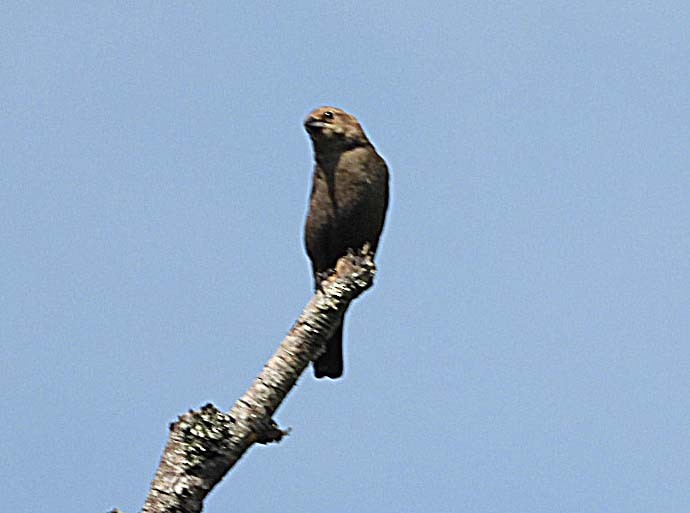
[{"left": 139, "top": 249, "right": 376, "bottom": 513}]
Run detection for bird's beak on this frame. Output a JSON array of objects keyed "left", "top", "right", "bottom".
[{"left": 304, "top": 117, "right": 326, "bottom": 132}]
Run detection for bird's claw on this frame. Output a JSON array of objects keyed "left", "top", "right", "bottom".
[{"left": 315, "top": 269, "right": 336, "bottom": 291}]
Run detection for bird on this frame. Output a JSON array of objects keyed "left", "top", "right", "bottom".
[{"left": 303, "top": 106, "right": 389, "bottom": 379}]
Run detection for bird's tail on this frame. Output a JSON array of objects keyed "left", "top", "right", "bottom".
[{"left": 313, "top": 318, "right": 344, "bottom": 379}]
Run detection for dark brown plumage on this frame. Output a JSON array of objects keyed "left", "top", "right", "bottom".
[{"left": 303, "top": 107, "right": 389, "bottom": 379}]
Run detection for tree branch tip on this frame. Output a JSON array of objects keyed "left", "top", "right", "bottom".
[
  {"left": 334, "top": 251, "right": 375, "bottom": 282},
  {"left": 142, "top": 244, "right": 377, "bottom": 509}
]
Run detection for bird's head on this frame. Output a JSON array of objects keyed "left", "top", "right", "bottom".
[{"left": 304, "top": 107, "right": 369, "bottom": 150}]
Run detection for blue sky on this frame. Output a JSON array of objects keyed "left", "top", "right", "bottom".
[{"left": 2, "top": 2, "right": 689, "bottom": 512}]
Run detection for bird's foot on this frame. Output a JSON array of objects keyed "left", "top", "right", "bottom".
[
  {"left": 334, "top": 244, "right": 376, "bottom": 283},
  {"left": 315, "top": 269, "right": 336, "bottom": 292}
]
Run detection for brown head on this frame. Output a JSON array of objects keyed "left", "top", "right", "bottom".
[{"left": 304, "top": 106, "right": 370, "bottom": 151}]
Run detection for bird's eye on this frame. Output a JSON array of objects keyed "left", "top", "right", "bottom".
[{"left": 323, "top": 111, "right": 334, "bottom": 120}]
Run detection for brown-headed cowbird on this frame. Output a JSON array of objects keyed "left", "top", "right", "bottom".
[{"left": 303, "top": 107, "right": 389, "bottom": 379}]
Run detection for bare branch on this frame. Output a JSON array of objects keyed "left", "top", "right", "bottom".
[{"left": 140, "top": 248, "right": 376, "bottom": 513}]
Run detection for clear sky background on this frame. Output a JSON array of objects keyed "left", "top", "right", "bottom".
[{"left": 2, "top": 3, "right": 688, "bottom": 512}]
